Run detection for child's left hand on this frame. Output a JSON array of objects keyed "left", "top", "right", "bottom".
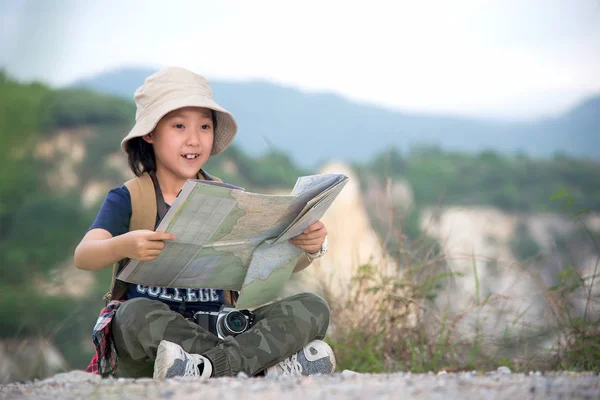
[{"left": 289, "top": 221, "right": 327, "bottom": 254}]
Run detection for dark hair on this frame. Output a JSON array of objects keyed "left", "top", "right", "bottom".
[
  {"left": 126, "top": 137, "right": 156, "bottom": 177},
  {"left": 125, "top": 109, "right": 218, "bottom": 177}
]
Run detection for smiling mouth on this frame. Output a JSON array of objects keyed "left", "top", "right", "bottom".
[{"left": 182, "top": 154, "right": 200, "bottom": 159}]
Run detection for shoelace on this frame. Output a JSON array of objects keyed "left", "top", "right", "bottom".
[
  {"left": 184, "top": 354, "right": 206, "bottom": 377},
  {"left": 277, "top": 353, "right": 303, "bottom": 376}
]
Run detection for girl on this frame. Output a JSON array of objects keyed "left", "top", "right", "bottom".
[{"left": 75, "top": 67, "right": 334, "bottom": 379}]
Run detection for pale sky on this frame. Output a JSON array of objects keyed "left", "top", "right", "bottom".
[{"left": 1, "top": 0, "right": 599, "bottom": 120}]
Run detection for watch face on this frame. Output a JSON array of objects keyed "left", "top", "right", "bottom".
[
  {"left": 306, "top": 236, "right": 328, "bottom": 260},
  {"left": 321, "top": 236, "right": 329, "bottom": 252},
  {"left": 315, "top": 236, "right": 328, "bottom": 257}
]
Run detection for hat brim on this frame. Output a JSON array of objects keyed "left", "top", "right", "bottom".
[{"left": 121, "top": 94, "right": 238, "bottom": 156}]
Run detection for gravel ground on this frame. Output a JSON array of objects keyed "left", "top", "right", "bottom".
[{"left": 1, "top": 369, "right": 599, "bottom": 400}]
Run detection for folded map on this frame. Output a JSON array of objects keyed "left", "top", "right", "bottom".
[{"left": 117, "top": 173, "right": 348, "bottom": 308}]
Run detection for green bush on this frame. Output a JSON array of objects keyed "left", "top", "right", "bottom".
[
  {"left": 42, "top": 88, "right": 134, "bottom": 131},
  {"left": 359, "top": 146, "right": 600, "bottom": 213}
]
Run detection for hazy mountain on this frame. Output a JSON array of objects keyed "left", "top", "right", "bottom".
[{"left": 71, "top": 68, "right": 600, "bottom": 166}]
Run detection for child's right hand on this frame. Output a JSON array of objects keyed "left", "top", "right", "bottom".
[{"left": 124, "top": 230, "right": 176, "bottom": 262}]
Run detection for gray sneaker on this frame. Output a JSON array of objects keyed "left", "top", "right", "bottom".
[
  {"left": 153, "top": 340, "right": 213, "bottom": 379},
  {"left": 265, "top": 340, "right": 336, "bottom": 377}
]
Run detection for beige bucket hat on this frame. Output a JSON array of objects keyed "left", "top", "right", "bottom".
[{"left": 121, "top": 66, "right": 238, "bottom": 156}]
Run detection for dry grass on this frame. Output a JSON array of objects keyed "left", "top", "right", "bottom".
[{"left": 324, "top": 202, "right": 600, "bottom": 373}]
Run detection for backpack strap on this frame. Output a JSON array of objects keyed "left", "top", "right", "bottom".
[
  {"left": 129, "top": 172, "right": 158, "bottom": 231},
  {"left": 148, "top": 171, "right": 169, "bottom": 223},
  {"left": 200, "top": 169, "right": 222, "bottom": 183},
  {"left": 293, "top": 253, "right": 312, "bottom": 273},
  {"left": 104, "top": 172, "right": 156, "bottom": 304},
  {"left": 104, "top": 170, "right": 237, "bottom": 306}
]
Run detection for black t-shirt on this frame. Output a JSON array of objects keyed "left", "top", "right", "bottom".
[{"left": 89, "top": 185, "right": 225, "bottom": 313}]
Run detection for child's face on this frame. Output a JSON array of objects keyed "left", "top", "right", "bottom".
[{"left": 144, "top": 107, "right": 214, "bottom": 182}]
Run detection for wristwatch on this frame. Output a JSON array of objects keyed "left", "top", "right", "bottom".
[{"left": 306, "top": 235, "right": 328, "bottom": 261}]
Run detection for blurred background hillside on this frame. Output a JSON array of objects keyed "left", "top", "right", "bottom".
[{"left": 1, "top": 0, "right": 599, "bottom": 383}]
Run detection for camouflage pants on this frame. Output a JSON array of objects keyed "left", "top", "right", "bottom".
[{"left": 111, "top": 293, "right": 330, "bottom": 378}]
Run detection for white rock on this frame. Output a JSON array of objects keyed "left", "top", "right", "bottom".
[{"left": 39, "top": 370, "right": 100, "bottom": 384}]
